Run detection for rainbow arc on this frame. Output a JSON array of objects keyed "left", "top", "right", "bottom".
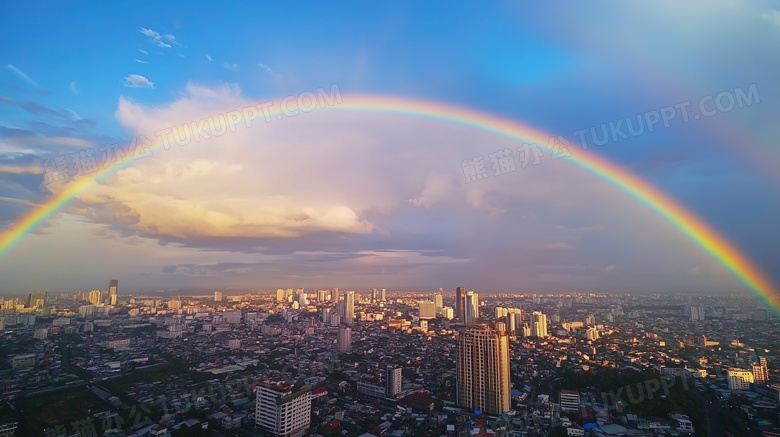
[{"left": 0, "top": 94, "right": 777, "bottom": 309}]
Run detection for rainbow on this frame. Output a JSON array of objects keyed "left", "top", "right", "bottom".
[{"left": 1, "top": 94, "right": 778, "bottom": 309}]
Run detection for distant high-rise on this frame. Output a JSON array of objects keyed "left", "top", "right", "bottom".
[
  {"left": 418, "top": 300, "right": 436, "bottom": 320},
  {"left": 507, "top": 312, "right": 516, "bottom": 336},
  {"left": 456, "top": 325, "right": 511, "bottom": 414},
  {"left": 753, "top": 356, "right": 769, "bottom": 382},
  {"left": 322, "top": 308, "right": 331, "bottom": 324},
  {"left": 456, "top": 286, "right": 466, "bottom": 320},
  {"left": 27, "top": 291, "right": 46, "bottom": 309},
  {"left": 214, "top": 291, "right": 223, "bottom": 302},
  {"left": 464, "top": 291, "right": 479, "bottom": 325},
  {"left": 386, "top": 365, "right": 402, "bottom": 397},
  {"left": 434, "top": 292, "right": 443, "bottom": 316},
  {"left": 344, "top": 291, "right": 355, "bottom": 325},
  {"left": 688, "top": 305, "right": 704, "bottom": 321},
  {"left": 338, "top": 324, "right": 352, "bottom": 352},
  {"left": 332, "top": 287, "right": 340, "bottom": 303},
  {"left": 531, "top": 311, "right": 548, "bottom": 338},
  {"left": 108, "top": 279, "right": 118, "bottom": 305},
  {"left": 297, "top": 291, "right": 308, "bottom": 306},
  {"left": 88, "top": 290, "right": 102, "bottom": 306},
  {"left": 380, "top": 288, "right": 386, "bottom": 302}
]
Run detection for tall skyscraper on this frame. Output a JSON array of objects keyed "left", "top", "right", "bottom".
[
  {"left": 214, "top": 291, "right": 223, "bottom": 302},
  {"left": 108, "top": 279, "right": 118, "bottom": 305},
  {"left": 434, "top": 292, "right": 443, "bottom": 316},
  {"left": 456, "top": 325, "right": 511, "bottom": 414},
  {"left": 344, "top": 291, "right": 355, "bottom": 325},
  {"left": 338, "top": 324, "right": 352, "bottom": 352},
  {"left": 418, "top": 300, "right": 436, "bottom": 320},
  {"left": 464, "top": 291, "right": 479, "bottom": 325},
  {"left": 386, "top": 365, "right": 402, "bottom": 397},
  {"left": 531, "top": 311, "right": 548, "bottom": 338},
  {"left": 380, "top": 288, "right": 386, "bottom": 301},
  {"left": 456, "top": 286, "right": 466, "bottom": 320},
  {"left": 255, "top": 381, "right": 312, "bottom": 437}
]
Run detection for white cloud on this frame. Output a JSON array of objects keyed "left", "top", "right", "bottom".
[
  {"left": 205, "top": 54, "right": 213, "bottom": 62},
  {"left": 0, "top": 195, "right": 40, "bottom": 206},
  {"left": 761, "top": 10, "right": 780, "bottom": 27},
  {"left": 138, "top": 49, "right": 148, "bottom": 55},
  {"left": 135, "top": 59, "right": 148, "bottom": 64},
  {"left": 257, "top": 63, "right": 280, "bottom": 78},
  {"left": 69, "top": 81, "right": 79, "bottom": 96},
  {"left": 75, "top": 84, "right": 661, "bottom": 242},
  {"left": 7, "top": 64, "right": 39, "bottom": 88},
  {"left": 138, "top": 27, "right": 177, "bottom": 48},
  {"left": 0, "top": 164, "right": 43, "bottom": 175},
  {"left": 222, "top": 62, "right": 239, "bottom": 71},
  {"left": 122, "top": 74, "right": 154, "bottom": 88}
]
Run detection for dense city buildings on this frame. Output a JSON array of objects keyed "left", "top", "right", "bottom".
[{"left": 2, "top": 286, "right": 780, "bottom": 436}]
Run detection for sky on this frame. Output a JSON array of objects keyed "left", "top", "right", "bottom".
[{"left": 0, "top": 1, "right": 779, "bottom": 298}]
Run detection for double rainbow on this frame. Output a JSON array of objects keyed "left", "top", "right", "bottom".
[{"left": 1, "top": 94, "right": 777, "bottom": 309}]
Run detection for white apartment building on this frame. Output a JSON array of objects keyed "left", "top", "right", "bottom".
[{"left": 255, "top": 381, "right": 312, "bottom": 437}]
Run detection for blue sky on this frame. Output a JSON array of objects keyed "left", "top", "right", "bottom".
[{"left": 1, "top": 1, "right": 779, "bottom": 297}]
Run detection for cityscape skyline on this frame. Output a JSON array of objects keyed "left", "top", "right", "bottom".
[{"left": 3, "top": 2, "right": 780, "bottom": 436}]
